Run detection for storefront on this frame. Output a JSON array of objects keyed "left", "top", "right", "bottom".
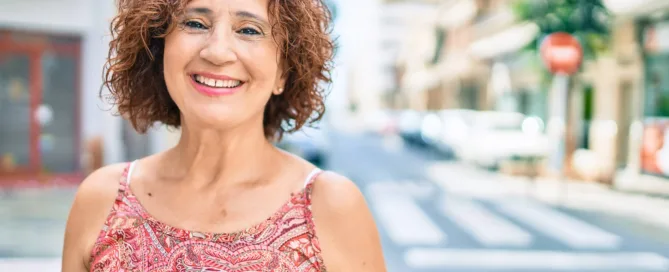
[
  {"left": 0, "top": 1, "right": 183, "bottom": 188},
  {"left": 639, "top": 16, "right": 669, "bottom": 177},
  {"left": 0, "top": 29, "right": 82, "bottom": 183}
]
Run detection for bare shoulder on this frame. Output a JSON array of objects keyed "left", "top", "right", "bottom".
[
  {"left": 310, "top": 171, "right": 364, "bottom": 210},
  {"left": 310, "top": 171, "right": 387, "bottom": 271},
  {"left": 62, "top": 163, "right": 127, "bottom": 270},
  {"left": 72, "top": 163, "right": 127, "bottom": 216},
  {"left": 76, "top": 163, "right": 127, "bottom": 201}
]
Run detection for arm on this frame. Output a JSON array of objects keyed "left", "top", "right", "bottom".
[
  {"left": 311, "top": 172, "right": 387, "bottom": 271},
  {"left": 62, "top": 164, "right": 126, "bottom": 272}
]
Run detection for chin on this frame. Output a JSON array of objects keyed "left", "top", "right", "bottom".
[{"left": 183, "top": 106, "right": 242, "bottom": 129}]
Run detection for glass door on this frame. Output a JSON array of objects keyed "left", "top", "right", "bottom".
[
  {"left": 0, "top": 30, "right": 81, "bottom": 177},
  {"left": 0, "top": 52, "right": 35, "bottom": 173},
  {"left": 40, "top": 51, "right": 79, "bottom": 173}
]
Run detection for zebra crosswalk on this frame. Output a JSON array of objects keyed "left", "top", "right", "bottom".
[
  {"left": 367, "top": 188, "right": 446, "bottom": 246},
  {"left": 440, "top": 197, "right": 533, "bottom": 247},
  {"left": 366, "top": 181, "right": 669, "bottom": 271},
  {"left": 404, "top": 249, "right": 669, "bottom": 271},
  {"left": 496, "top": 199, "right": 621, "bottom": 249}
]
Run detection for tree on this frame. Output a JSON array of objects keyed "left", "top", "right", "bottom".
[
  {"left": 511, "top": 0, "right": 614, "bottom": 180},
  {"left": 512, "top": 0, "right": 612, "bottom": 60}
]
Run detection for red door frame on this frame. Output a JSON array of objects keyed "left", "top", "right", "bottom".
[{"left": 0, "top": 29, "right": 82, "bottom": 186}]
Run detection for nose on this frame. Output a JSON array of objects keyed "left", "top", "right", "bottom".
[{"left": 199, "top": 30, "right": 238, "bottom": 66}]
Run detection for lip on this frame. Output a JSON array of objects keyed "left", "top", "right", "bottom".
[{"left": 189, "top": 73, "right": 244, "bottom": 97}]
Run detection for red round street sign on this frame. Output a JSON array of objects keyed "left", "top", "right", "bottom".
[{"left": 540, "top": 32, "right": 583, "bottom": 75}]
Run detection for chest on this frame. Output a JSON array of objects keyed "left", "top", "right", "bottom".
[
  {"left": 90, "top": 221, "right": 324, "bottom": 272},
  {"left": 131, "top": 183, "right": 300, "bottom": 234},
  {"left": 90, "top": 190, "right": 325, "bottom": 272}
]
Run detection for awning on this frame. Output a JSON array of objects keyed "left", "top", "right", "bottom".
[
  {"left": 603, "top": 0, "right": 669, "bottom": 16},
  {"left": 468, "top": 22, "right": 540, "bottom": 60},
  {"left": 437, "top": 0, "right": 477, "bottom": 29}
]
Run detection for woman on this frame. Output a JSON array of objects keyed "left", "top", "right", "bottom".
[{"left": 62, "top": 0, "right": 386, "bottom": 271}]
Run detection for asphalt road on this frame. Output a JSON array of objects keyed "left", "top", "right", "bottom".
[{"left": 325, "top": 130, "right": 669, "bottom": 272}]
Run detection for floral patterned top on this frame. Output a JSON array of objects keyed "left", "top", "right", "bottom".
[{"left": 89, "top": 161, "right": 327, "bottom": 271}]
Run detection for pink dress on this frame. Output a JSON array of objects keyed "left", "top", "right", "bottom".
[{"left": 89, "top": 161, "right": 327, "bottom": 271}]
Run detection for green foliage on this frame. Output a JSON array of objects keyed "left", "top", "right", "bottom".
[
  {"left": 511, "top": 0, "right": 613, "bottom": 59},
  {"left": 655, "top": 95, "right": 669, "bottom": 117}
]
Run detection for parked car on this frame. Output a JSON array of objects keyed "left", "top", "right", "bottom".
[
  {"left": 276, "top": 125, "right": 330, "bottom": 167},
  {"left": 398, "top": 110, "right": 429, "bottom": 146},
  {"left": 458, "top": 111, "right": 550, "bottom": 169},
  {"left": 397, "top": 110, "right": 423, "bottom": 143},
  {"left": 428, "top": 109, "right": 476, "bottom": 156}
]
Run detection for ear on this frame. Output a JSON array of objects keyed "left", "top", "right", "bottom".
[
  {"left": 274, "top": 63, "right": 288, "bottom": 95},
  {"left": 273, "top": 87, "right": 284, "bottom": 95}
]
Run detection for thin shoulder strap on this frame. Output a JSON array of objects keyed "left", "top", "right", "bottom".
[
  {"left": 303, "top": 168, "right": 323, "bottom": 189},
  {"left": 126, "top": 160, "right": 139, "bottom": 186}
]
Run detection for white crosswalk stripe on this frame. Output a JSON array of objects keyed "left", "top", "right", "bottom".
[
  {"left": 496, "top": 199, "right": 621, "bottom": 249},
  {"left": 404, "top": 249, "right": 669, "bottom": 270},
  {"left": 367, "top": 181, "right": 434, "bottom": 199},
  {"left": 366, "top": 184, "right": 446, "bottom": 246},
  {"left": 0, "top": 258, "right": 60, "bottom": 272},
  {"left": 440, "top": 197, "right": 533, "bottom": 247}
]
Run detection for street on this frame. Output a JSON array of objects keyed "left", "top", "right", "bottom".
[
  {"left": 2, "top": 129, "right": 669, "bottom": 271},
  {"left": 326, "top": 130, "right": 669, "bottom": 272}
]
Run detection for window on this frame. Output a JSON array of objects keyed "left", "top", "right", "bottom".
[
  {"left": 644, "top": 54, "right": 669, "bottom": 117},
  {"left": 0, "top": 30, "right": 81, "bottom": 175}
]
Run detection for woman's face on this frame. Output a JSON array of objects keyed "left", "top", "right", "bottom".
[{"left": 163, "top": 0, "right": 283, "bottom": 130}]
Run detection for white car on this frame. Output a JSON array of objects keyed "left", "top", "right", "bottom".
[
  {"left": 398, "top": 110, "right": 428, "bottom": 145},
  {"left": 458, "top": 111, "right": 550, "bottom": 169},
  {"left": 430, "top": 109, "right": 476, "bottom": 156}
]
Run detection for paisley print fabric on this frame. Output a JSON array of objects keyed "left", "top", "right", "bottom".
[{"left": 89, "top": 163, "right": 326, "bottom": 272}]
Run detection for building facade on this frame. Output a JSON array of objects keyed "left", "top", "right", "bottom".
[
  {"left": 613, "top": 1, "right": 669, "bottom": 186},
  {"left": 0, "top": 0, "right": 177, "bottom": 186}
]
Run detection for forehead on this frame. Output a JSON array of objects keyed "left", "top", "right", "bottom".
[{"left": 185, "top": 0, "right": 269, "bottom": 17}]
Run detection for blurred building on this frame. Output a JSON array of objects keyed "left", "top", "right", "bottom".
[
  {"left": 393, "top": 0, "right": 669, "bottom": 187},
  {"left": 0, "top": 0, "right": 177, "bottom": 186},
  {"left": 381, "top": 2, "right": 439, "bottom": 109},
  {"left": 396, "top": 0, "right": 543, "bottom": 114},
  {"left": 605, "top": 0, "right": 669, "bottom": 187}
]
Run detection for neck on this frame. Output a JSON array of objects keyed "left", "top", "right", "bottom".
[{"left": 161, "top": 120, "right": 280, "bottom": 189}]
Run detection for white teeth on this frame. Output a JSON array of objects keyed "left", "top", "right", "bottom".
[{"left": 195, "top": 75, "right": 242, "bottom": 88}]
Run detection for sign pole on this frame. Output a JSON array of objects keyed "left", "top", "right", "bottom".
[
  {"left": 547, "top": 73, "right": 570, "bottom": 203},
  {"left": 540, "top": 32, "right": 583, "bottom": 204}
]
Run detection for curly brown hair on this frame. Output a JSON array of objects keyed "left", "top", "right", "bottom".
[{"left": 103, "top": 0, "right": 335, "bottom": 139}]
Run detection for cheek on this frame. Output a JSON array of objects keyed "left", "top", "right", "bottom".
[
  {"left": 164, "top": 34, "right": 195, "bottom": 74},
  {"left": 241, "top": 44, "right": 280, "bottom": 88},
  {"left": 163, "top": 33, "right": 200, "bottom": 99}
]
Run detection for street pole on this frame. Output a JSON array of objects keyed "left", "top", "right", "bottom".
[{"left": 547, "top": 73, "right": 570, "bottom": 203}]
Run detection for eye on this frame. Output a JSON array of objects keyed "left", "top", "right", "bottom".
[
  {"left": 238, "top": 27, "right": 261, "bottom": 36},
  {"left": 183, "top": 20, "right": 208, "bottom": 30}
]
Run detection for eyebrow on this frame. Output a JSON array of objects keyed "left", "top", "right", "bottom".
[
  {"left": 235, "top": 11, "right": 269, "bottom": 25},
  {"left": 184, "top": 8, "right": 269, "bottom": 26},
  {"left": 185, "top": 7, "right": 212, "bottom": 15}
]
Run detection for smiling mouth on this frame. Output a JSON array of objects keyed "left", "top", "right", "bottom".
[{"left": 192, "top": 74, "right": 244, "bottom": 88}]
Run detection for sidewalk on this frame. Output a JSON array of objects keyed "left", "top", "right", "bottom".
[
  {"left": 0, "top": 188, "right": 74, "bottom": 259},
  {"left": 614, "top": 169, "right": 669, "bottom": 198},
  {"left": 428, "top": 162, "right": 669, "bottom": 230}
]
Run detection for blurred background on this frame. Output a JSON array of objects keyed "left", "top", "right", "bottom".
[{"left": 3, "top": 0, "right": 669, "bottom": 271}]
